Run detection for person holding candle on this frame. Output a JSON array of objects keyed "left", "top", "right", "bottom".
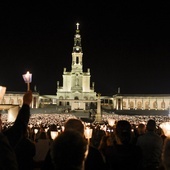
[
  {"left": 0, "top": 90, "right": 32, "bottom": 169},
  {"left": 3, "top": 90, "right": 32, "bottom": 148}
]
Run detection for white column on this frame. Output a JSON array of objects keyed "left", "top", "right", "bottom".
[{"left": 95, "top": 94, "right": 103, "bottom": 123}]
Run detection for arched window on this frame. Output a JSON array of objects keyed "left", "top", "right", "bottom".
[
  {"left": 33, "top": 97, "right": 36, "bottom": 108},
  {"left": 153, "top": 101, "right": 157, "bottom": 109},
  {"left": 123, "top": 101, "right": 126, "bottom": 109},
  {"left": 90, "top": 97, "right": 94, "bottom": 100},
  {"left": 137, "top": 101, "right": 142, "bottom": 109},
  {"left": 18, "top": 99, "right": 22, "bottom": 106},
  {"left": 84, "top": 97, "right": 88, "bottom": 100},
  {"left": 76, "top": 57, "right": 79, "bottom": 64},
  {"left": 130, "top": 101, "right": 134, "bottom": 109},
  {"left": 59, "top": 96, "right": 63, "bottom": 106},
  {"left": 75, "top": 96, "right": 79, "bottom": 100},
  {"left": 145, "top": 101, "right": 150, "bottom": 109},
  {"left": 1, "top": 98, "right": 5, "bottom": 104},
  {"left": 9, "top": 99, "right": 14, "bottom": 104},
  {"left": 161, "top": 101, "right": 165, "bottom": 109}
]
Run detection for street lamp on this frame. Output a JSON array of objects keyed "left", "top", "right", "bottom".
[{"left": 22, "top": 71, "right": 32, "bottom": 91}]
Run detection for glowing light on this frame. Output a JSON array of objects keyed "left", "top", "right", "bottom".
[
  {"left": 22, "top": 71, "right": 32, "bottom": 91},
  {"left": 84, "top": 127, "right": 93, "bottom": 139},
  {"left": 51, "top": 131, "right": 58, "bottom": 140},
  {"left": 34, "top": 129, "right": 38, "bottom": 134},
  {"left": 108, "top": 118, "right": 115, "bottom": 127},
  {"left": 160, "top": 122, "right": 170, "bottom": 137}
]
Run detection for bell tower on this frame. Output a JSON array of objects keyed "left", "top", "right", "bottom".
[{"left": 71, "top": 23, "right": 83, "bottom": 73}]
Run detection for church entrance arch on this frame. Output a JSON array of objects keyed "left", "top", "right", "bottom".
[{"left": 74, "top": 96, "right": 79, "bottom": 100}]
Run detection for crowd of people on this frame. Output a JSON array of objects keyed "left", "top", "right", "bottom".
[{"left": 0, "top": 90, "right": 170, "bottom": 170}]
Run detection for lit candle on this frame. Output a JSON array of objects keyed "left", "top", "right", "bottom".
[
  {"left": 45, "top": 127, "right": 49, "bottom": 132},
  {"left": 51, "top": 131, "right": 58, "bottom": 140},
  {"left": 84, "top": 127, "right": 93, "bottom": 139},
  {"left": 108, "top": 118, "right": 115, "bottom": 127},
  {"left": 61, "top": 126, "right": 65, "bottom": 132},
  {"left": 34, "top": 129, "right": 38, "bottom": 134},
  {"left": 22, "top": 71, "right": 32, "bottom": 91},
  {"left": 160, "top": 122, "right": 170, "bottom": 137}
]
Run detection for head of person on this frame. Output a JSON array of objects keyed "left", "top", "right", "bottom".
[
  {"left": 64, "top": 118, "right": 85, "bottom": 136},
  {"left": 115, "top": 120, "right": 132, "bottom": 145},
  {"left": 137, "top": 123, "right": 146, "bottom": 135},
  {"left": 146, "top": 119, "right": 156, "bottom": 132},
  {"left": 50, "top": 130, "right": 87, "bottom": 170},
  {"left": 38, "top": 131, "right": 47, "bottom": 139}
]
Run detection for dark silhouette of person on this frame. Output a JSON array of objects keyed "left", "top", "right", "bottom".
[
  {"left": 64, "top": 118, "right": 106, "bottom": 170},
  {"left": 0, "top": 132, "right": 18, "bottom": 170},
  {"left": 15, "top": 128, "right": 36, "bottom": 170},
  {"left": 42, "top": 118, "right": 106, "bottom": 170},
  {"left": 51, "top": 130, "right": 87, "bottom": 170},
  {"left": 0, "top": 90, "right": 32, "bottom": 170},
  {"left": 33, "top": 131, "right": 51, "bottom": 169},
  {"left": 3, "top": 90, "right": 32, "bottom": 149},
  {"left": 136, "top": 119, "right": 163, "bottom": 170},
  {"left": 105, "top": 120, "right": 143, "bottom": 170}
]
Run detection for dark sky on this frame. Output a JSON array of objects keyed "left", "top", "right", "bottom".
[{"left": 0, "top": 1, "right": 170, "bottom": 95}]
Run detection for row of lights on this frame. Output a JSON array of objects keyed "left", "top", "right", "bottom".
[
  {"left": 1, "top": 72, "right": 170, "bottom": 138},
  {"left": 32, "top": 125, "right": 93, "bottom": 141}
]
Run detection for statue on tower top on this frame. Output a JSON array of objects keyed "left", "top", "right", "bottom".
[{"left": 76, "top": 23, "right": 80, "bottom": 33}]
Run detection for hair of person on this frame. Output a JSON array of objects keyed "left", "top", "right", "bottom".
[
  {"left": 137, "top": 123, "right": 146, "bottom": 134},
  {"left": 115, "top": 120, "right": 131, "bottom": 145},
  {"left": 64, "top": 118, "right": 85, "bottom": 135},
  {"left": 146, "top": 119, "right": 156, "bottom": 131},
  {"left": 38, "top": 131, "right": 47, "bottom": 139}
]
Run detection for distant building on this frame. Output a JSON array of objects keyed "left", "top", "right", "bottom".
[
  {"left": 101, "top": 93, "right": 170, "bottom": 115},
  {"left": 1, "top": 91, "right": 39, "bottom": 109}
]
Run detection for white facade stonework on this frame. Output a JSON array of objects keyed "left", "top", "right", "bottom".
[
  {"left": 0, "top": 92, "right": 39, "bottom": 109},
  {"left": 101, "top": 94, "right": 170, "bottom": 111}
]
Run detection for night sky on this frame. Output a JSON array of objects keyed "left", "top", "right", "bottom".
[{"left": 0, "top": 1, "right": 170, "bottom": 96}]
